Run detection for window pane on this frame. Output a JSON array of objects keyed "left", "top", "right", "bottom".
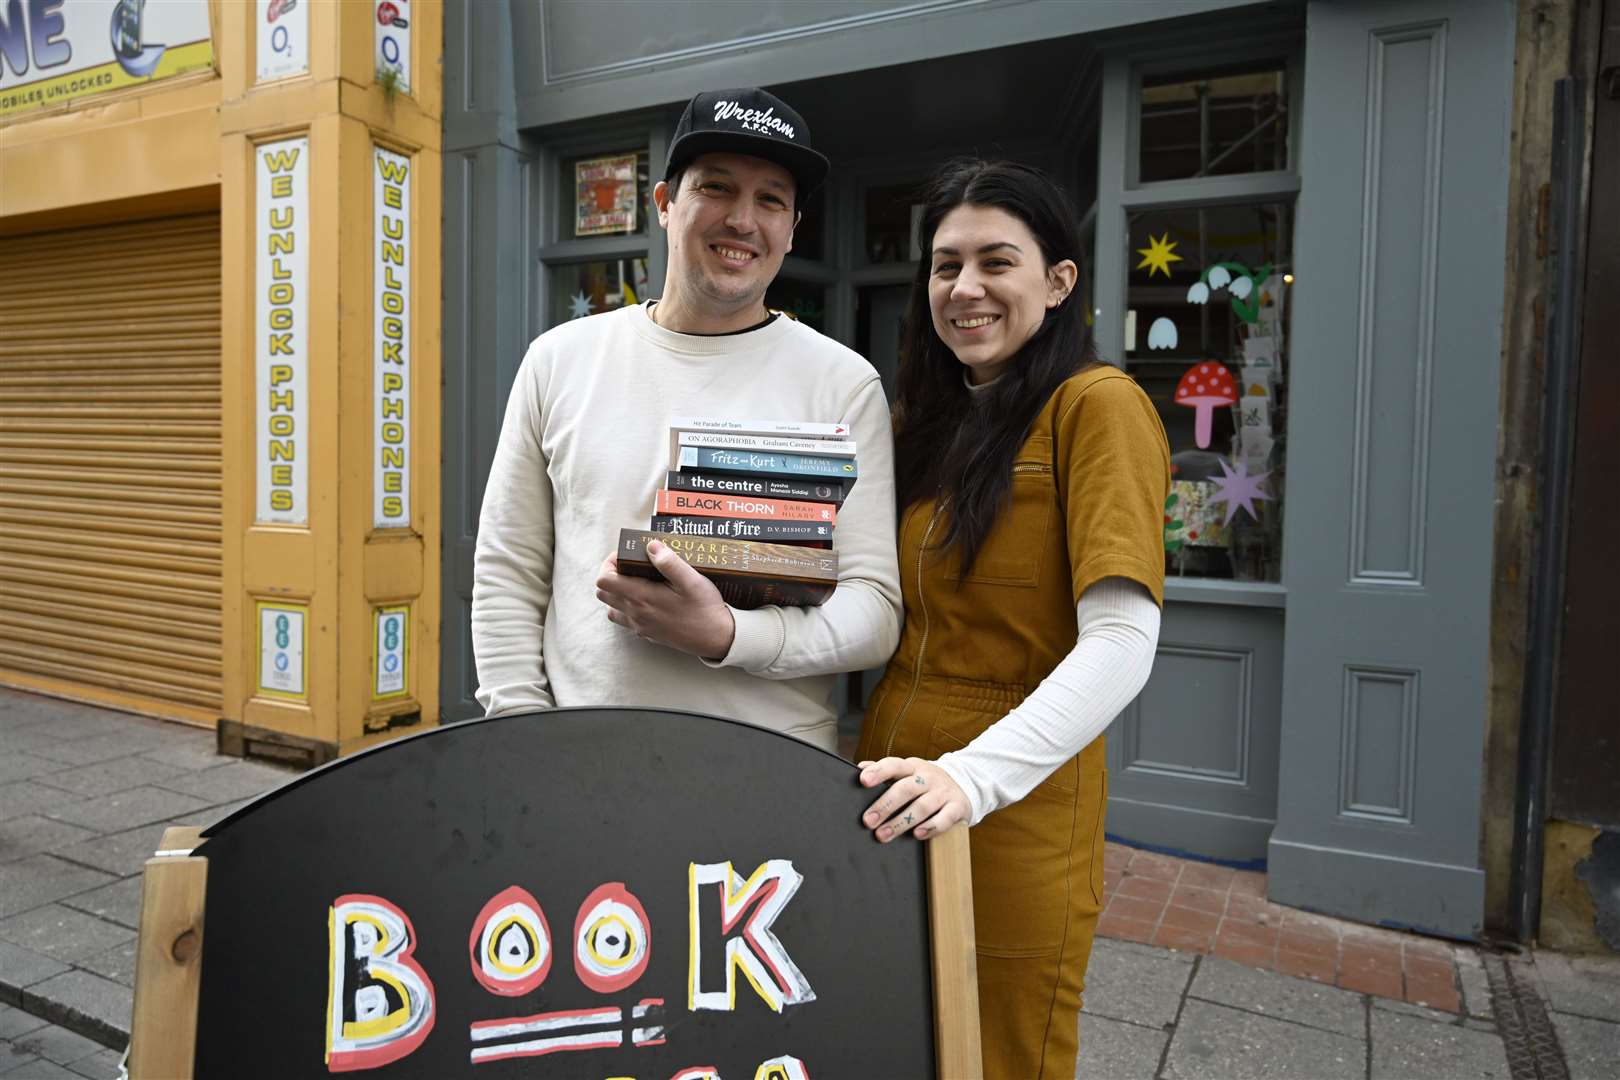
[
  {"left": 790, "top": 186, "right": 826, "bottom": 263},
  {"left": 561, "top": 149, "right": 650, "bottom": 239},
  {"left": 864, "top": 180, "right": 924, "bottom": 264},
  {"left": 1124, "top": 203, "right": 1292, "bottom": 583},
  {"left": 549, "top": 258, "right": 649, "bottom": 327},
  {"left": 765, "top": 278, "right": 827, "bottom": 334},
  {"left": 1139, "top": 62, "right": 1289, "bottom": 183}
]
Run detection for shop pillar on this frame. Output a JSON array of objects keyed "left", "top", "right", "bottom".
[{"left": 217, "top": 0, "right": 442, "bottom": 763}]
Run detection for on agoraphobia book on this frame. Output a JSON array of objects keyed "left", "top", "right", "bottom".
[
  {"left": 664, "top": 470, "right": 848, "bottom": 505},
  {"left": 655, "top": 489, "right": 837, "bottom": 523},
  {"left": 675, "top": 431, "right": 857, "bottom": 458},
  {"left": 677, "top": 446, "right": 858, "bottom": 481}
]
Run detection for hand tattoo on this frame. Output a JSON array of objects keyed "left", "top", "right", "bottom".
[
  {"left": 915, "top": 776, "right": 926, "bottom": 786},
  {"left": 904, "top": 813, "right": 914, "bottom": 826}
]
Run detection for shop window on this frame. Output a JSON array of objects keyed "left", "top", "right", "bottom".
[
  {"left": 789, "top": 187, "right": 826, "bottom": 263},
  {"left": 864, "top": 180, "right": 924, "bottom": 264},
  {"left": 560, "top": 149, "right": 650, "bottom": 239},
  {"left": 1124, "top": 203, "right": 1292, "bottom": 582},
  {"left": 549, "top": 258, "right": 650, "bottom": 327},
  {"left": 766, "top": 278, "right": 827, "bottom": 334},
  {"left": 1139, "top": 62, "right": 1289, "bottom": 183}
]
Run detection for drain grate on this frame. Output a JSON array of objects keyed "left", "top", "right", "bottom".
[{"left": 1483, "top": 953, "right": 1571, "bottom": 1080}]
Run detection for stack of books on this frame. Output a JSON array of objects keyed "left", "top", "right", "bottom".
[{"left": 616, "top": 418, "right": 857, "bottom": 609}]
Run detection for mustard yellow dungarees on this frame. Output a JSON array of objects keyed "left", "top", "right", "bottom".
[{"left": 858, "top": 367, "right": 1169, "bottom": 1080}]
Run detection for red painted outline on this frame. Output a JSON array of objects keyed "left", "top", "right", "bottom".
[
  {"left": 573, "top": 882, "right": 650, "bottom": 993},
  {"left": 467, "top": 885, "right": 552, "bottom": 996},
  {"left": 328, "top": 894, "right": 436, "bottom": 1073},
  {"left": 471, "top": 1029, "right": 620, "bottom": 1063}
]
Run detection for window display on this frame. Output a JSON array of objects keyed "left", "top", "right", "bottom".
[
  {"left": 549, "top": 258, "right": 650, "bottom": 327},
  {"left": 1139, "top": 61, "right": 1289, "bottom": 183},
  {"left": 1124, "top": 203, "right": 1291, "bottom": 582},
  {"left": 558, "top": 149, "right": 650, "bottom": 238}
]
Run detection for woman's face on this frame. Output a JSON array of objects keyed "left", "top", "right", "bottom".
[{"left": 927, "top": 204, "right": 1077, "bottom": 385}]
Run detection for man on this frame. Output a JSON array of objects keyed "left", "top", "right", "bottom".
[{"left": 471, "top": 88, "right": 901, "bottom": 750}]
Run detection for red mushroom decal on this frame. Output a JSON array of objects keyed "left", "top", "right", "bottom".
[{"left": 1174, "top": 362, "right": 1238, "bottom": 449}]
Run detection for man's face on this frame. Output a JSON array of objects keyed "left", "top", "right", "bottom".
[{"left": 654, "top": 153, "right": 798, "bottom": 318}]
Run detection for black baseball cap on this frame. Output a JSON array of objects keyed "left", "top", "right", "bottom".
[{"left": 664, "top": 88, "right": 830, "bottom": 199}]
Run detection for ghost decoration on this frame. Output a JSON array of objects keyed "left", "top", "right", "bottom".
[
  {"left": 1187, "top": 282, "right": 1210, "bottom": 304},
  {"left": 1147, "top": 317, "right": 1178, "bottom": 350}
]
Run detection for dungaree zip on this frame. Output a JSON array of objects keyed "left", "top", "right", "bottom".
[{"left": 886, "top": 501, "right": 943, "bottom": 758}]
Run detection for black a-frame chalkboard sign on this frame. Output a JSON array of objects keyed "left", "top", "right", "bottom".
[{"left": 128, "top": 708, "right": 981, "bottom": 1078}]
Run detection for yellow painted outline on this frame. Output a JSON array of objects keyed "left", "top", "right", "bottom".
[
  {"left": 487, "top": 916, "right": 537, "bottom": 976},
  {"left": 341, "top": 966, "right": 411, "bottom": 1040},
  {"left": 255, "top": 600, "right": 309, "bottom": 701},
  {"left": 371, "top": 604, "right": 410, "bottom": 700},
  {"left": 584, "top": 913, "right": 637, "bottom": 969}
]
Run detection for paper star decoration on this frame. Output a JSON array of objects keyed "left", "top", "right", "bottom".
[
  {"left": 1136, "top": 233, "right": 1183, "bottom": 278},
  {"left": 568, "top": 291, "right": 593, "bottom": 319},
  {"left": 1208, "top": 458, "right": 1272, "bottom": 525}
]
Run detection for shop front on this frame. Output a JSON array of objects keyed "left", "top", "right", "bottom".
[{"left": 443, "top": 0, "right": 1518, "bottom": 938}]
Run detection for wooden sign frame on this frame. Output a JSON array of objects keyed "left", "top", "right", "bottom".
[{"left": 130, "top": 819, "right": 982, "bottom": 1077}]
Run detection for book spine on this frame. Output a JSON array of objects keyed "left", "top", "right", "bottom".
[
  {"left": 677, "top": 446, "right": 859, "bottom": 481},
  {"left": 669, "top": 416, "right": 852, "bottom": 439},
  {"left": 618, "top": 529, "right": 839, "bottom": 581},
  {"left": 676, "top": 431, "right": 858, "bottom": 457},
  {"left": 655, "top": 489, "right": 837, "bottom": 523},
  {"left": 664, "top": 470, "right": 848, "bottom": 505},
  {"left": 650, "top": 514, "right": 834, "bottom": 546}
]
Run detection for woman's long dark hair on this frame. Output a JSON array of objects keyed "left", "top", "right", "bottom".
[{"left": 894, "top": 159, "right": 1099, "bottom": 576}]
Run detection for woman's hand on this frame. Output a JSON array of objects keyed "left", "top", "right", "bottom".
[{"left": 856, "top": 757, "right": 971, "bottom": 842}]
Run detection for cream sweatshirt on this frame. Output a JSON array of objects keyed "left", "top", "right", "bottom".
[{"left": 471, "top": 303, "right": 902, "bottom": 750}]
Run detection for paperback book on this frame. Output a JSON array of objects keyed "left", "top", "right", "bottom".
[
  {"left": 654, "top": 489, "right": 837, "bottom": 523},
  {"left": 676, "top": 446, "right": 858, "bottom": 482},
  {"left": 617, "top": 529, "right": 839, "bottom": 609},
  {"left": 664, "top": 470, "right": 848, "bottom": 505}
]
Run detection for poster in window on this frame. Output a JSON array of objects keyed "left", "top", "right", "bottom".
[{"left": 575, "top": 153, "right": 639, "bottom": 237}]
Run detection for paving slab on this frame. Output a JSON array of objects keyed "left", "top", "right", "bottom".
[
  {"left": 0, "top": 1004, "right": 48, "bottom": 1040},
  {"left": 1550, "top": 1011, "right": 1620, "bottom": 1080},
  {"left": 52, "top": 825, "right": 168, "bottom": 879},
  {"left": 0, "top": 906, "right": 135, "bottom": 966},
  {"left": 0, "top": 858, "right": 115, "bottom": 921},
  {"left": 75, "top": 941, "right": 137, "bottom": 988},
  {"left": 65, "top": 1047, "right": 124, "bottom": 1080},
  {"left": 177, "top": 798, "right": 254, "bottom": 832},
  {"left": 0, "top": 783, "right": 84, "bottom": 825},
  {"left": 0, "top": 818, "right": 96, "bottom": 866},
  {"left": 0, "top": 755, "right": 68, "bottom": 787},
  {"left": 1163, "top": 998, "right": 1364, "bottom": 1080},
  {"left": 57, "top": 878, "right": 142, "bottom": 932},
  {"left": 19, "top": 971, "right": 130, "bottom": 1050},
  {"left": 1371, "top": 996, "right": 1463, "bottom": 1025},
  {"left": 31, "top": 758, "right": 189, "bottom": 799},
  {"left": 138, "top": 738, "right": 233, "bottom": 772},
  {"left": 0, "top": 942, "right": 70, "bottom": 997},
  {"left": 1369, "top": 1006, "right": 1510, "bottom": 1079},
  {"left": 4, "top": 1055, "right": 82, "bottom": 1077},
  {"left": 1454, "top": 946, "right": 1494, "bottom": 1020},
  {"left": 1, "top": 714, "right": 127, "bottom": 744},
  {"left": 27, "top": 730, "right": 176, "bottom": 769},
  {"left": 11, "top": 1023, "right": 105, "bottom": 1066},
  {"left": 0, "top": 725, "right": 63, "bottom": 754},
  {"left": 1082, "top": 936, "right": 1197, "bottom": 1029},
  {"left": 42, "top": 787, "right": 210, "bottom": 834},
  {"left": 0, "top": 1043, "right": 41, "bottom": 1074},
  {"left": 1189, "top": 955, "right": 1364, "bottom": 1037},
  {"left": 1077, "top": 1012, "right": 1167, "bottom": 1080},
  {"left": 155, "top": 762, "right": 292, "bottom": 804},
  {"left": 1533, "top": 951, "right": 1620, "bottom": 1023}
]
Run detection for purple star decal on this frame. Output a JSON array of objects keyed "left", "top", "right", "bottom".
[{"left": 1209, "top": 458, "right": 1272, "bottom": 525}]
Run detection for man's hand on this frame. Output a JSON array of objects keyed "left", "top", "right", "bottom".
[
  {"left": 596, "top": 540, "right": 737, "bottom": 660},
  {"left": 857, "top": 757, "right": 971, "bottom": 841}
]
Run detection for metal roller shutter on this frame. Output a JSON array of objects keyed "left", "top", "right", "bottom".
[{"left": 0, "top": 213, "right": 222, "bottom": 723}]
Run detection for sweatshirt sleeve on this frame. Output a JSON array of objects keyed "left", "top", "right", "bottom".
[
  {"left": 471, "top": 343, "right": 558, "bottom": 715},
  {"left": 933, "top": 577, "right": 1159, "bottom": 825},
  {"left": 708, "top": 375, "right": 903, "bottom": 678}
]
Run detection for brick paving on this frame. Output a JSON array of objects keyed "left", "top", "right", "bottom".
[{"left": 1098, "top": 842, "right": 1466, "bottom": 1012}]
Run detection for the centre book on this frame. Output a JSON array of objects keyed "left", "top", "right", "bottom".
[{"left": 615, "top": 416, "right": 857, "bottom": 608}]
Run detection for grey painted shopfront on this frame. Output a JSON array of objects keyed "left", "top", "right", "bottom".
[{"left": 441, "top": 0, "right": 1515, "bottom": 939}]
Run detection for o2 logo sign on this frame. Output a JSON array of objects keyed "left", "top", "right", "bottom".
[
  {"left": 373, "top": 0, "right": 410, "bottom": 93},
  {"left": 326, "top": 860, "right": 815, "bottom": 1077},
  {"left": 256, "top": 0, "right": 307, "bottom": 81}
]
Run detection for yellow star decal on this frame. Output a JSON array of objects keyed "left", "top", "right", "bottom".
[{"left": 1136, "top": 233, "right": 1183, "bottom": 278}]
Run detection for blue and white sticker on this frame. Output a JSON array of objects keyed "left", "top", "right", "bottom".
[
  {"left": 374, "top": 605, "right": 409, "bottom": 698},
  {"left": 257, "top": 602, "right": 307, "bottom": 698}
]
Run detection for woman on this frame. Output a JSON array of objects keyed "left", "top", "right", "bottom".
[{"left": 856, "top": 161, "right": 1170, "bottom": 1078}]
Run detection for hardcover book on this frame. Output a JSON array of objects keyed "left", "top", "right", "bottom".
[
  {"left": 649, "top": 514, "right": 834, "bottom": 546},
  {"left": 617, "top": 529, "right": 839, "bottom": 609},
  {"left": 664, "top": 470, "right": 849, "bottom": 505},
  {"left": 655, "top": 489, "right": 837, "bottom": 523},
  {"left": 677, "top": 446, "right": 858, "bottom": 482}
]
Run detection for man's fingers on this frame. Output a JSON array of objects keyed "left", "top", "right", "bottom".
[{"left": 645, "top": 540, "right": 705, "bottom": 591}]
